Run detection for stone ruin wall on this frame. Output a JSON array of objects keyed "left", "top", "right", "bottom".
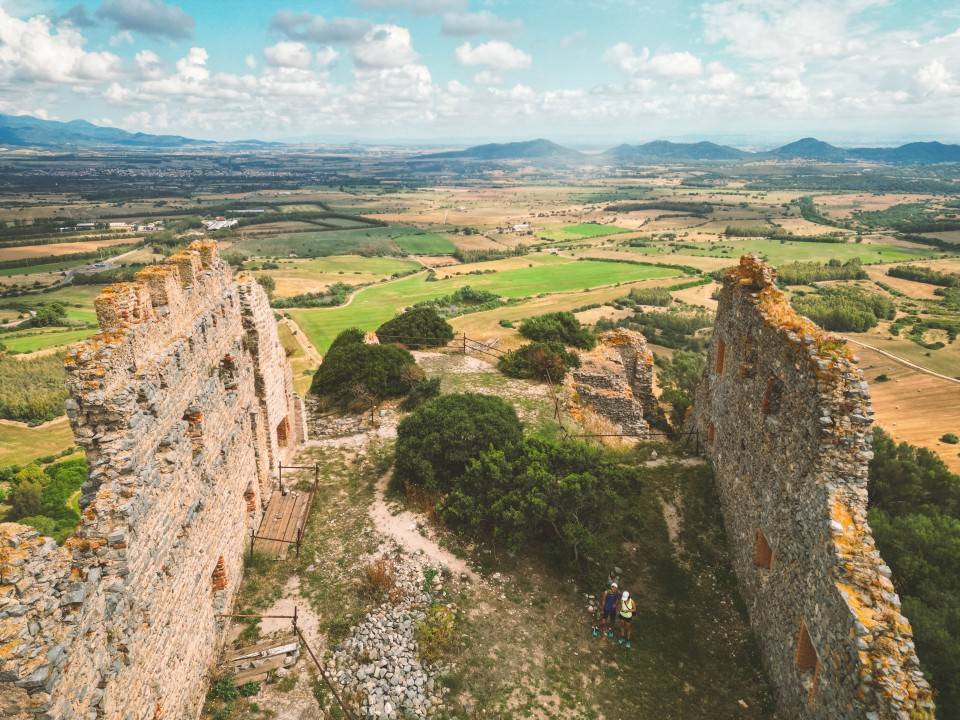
[
  {"left": 688, "top": 256, "right": 933, "bottom": 719},
  {"left": 565, "top": 328, "right": 655, "bottom": 438},
  {"left": 0, "top": 241, "right": 306, "bottom": 719}
]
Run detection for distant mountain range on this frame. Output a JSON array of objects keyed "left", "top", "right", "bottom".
[
  {"left": 427, "top": 136, "right": 960, "bottom": 165},
  {"left": 2, "top": 114, "right": 959, "bottom": 163},
  {"left": 426, "top": 139, "right": 583, "bottom": 161},
  {"left": 0, "top": 114, "right": 274, "bottom": 150}
]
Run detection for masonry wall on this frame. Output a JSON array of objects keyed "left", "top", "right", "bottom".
[
  {"left": 565, "top": 328, "right": 654, "bottom": 438},
  {"left": 0, "top": 241, "right": 305, "bottom": 719},
  {"left": 688, "top": 256, "right": 933, "bottom": 719}
]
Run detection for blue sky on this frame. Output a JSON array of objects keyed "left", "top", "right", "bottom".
[{"left": 1, "top": 0, "right": 959, "bottom": 145}]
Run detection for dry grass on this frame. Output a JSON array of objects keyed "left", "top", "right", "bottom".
[
  {"left": 853, "top": 345, "right": 960, "bottom": 473},
  {"left": 0, "top": 237, "right": 136, "bottom": 261},
  {"left": 813, "top": 193, "right": 934, "bottom": 219}
]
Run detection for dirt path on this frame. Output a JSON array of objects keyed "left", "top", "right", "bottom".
[
  {"left": 843, "top": 336, "right": 960, "bottom": 384},
  {"left": 369, "top": 471, "right": 479, "bottom": 582},
  {"left": 280, "top": 317, "right": 322, "bottom": 366},
  {"left": 306, "top": 269, "right": 428, "bottom": 311}
]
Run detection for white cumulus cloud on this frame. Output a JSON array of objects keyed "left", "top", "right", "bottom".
[
  {"left": 264, "top": 41, "right": 313, "bottom": 69},
  {"left": 455, "top": 41, "right": 531, "bottom": 71},
  {"left": 352, "top": 24, "right": 418, "bottom": 69},
  {"left": 0, "top": 8, "right": 121, "bottom": 83}
]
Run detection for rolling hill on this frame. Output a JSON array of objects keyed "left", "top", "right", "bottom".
[{"left": 425, "top": 138, "right": 584, "bottom": 161}]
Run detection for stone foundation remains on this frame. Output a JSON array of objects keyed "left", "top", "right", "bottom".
[
  {"left": 688, "top": 256, "right": 933, "bottom": 719},
  {"left": 0, "top": 242, "right": 306, "bottom": 719},
  {"left": 565, "top": 328, "right": 655, "bottom": 438}
]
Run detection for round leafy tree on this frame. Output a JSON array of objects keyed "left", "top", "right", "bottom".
[
  {"left": 393, "top": 393, "right": 524, "bottom": 493},
  {"left": 518, "top": 311, "right": 596, "bottom": 350},
  {"left": 376, "top": 307, "right": 454, "bottom": 349},
  {"left": 498, "top": 341, "right": 580, "bottom": 382},
  {"left": 311, "top": 328, "right": 417, "bottom": 408}
]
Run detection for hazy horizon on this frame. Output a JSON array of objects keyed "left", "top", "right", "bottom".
[{"left": 1, "top": 0, "right": 959, "bottom": 143}]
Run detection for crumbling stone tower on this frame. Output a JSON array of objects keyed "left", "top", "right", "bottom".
[
  {"left": 0, "top": 242, "right": 306, "bottom": 719},
  {"left": 688, "top": 256, "right": 933, "bottom": 719},
  {"left": 565, "top": 328, "right": 655, "bottom": 438}
]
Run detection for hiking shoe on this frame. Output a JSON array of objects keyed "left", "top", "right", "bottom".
[
  {"left": 608, "top": 631, "right": 614, "bottom": 638},
  {"left": 626, "top": 641, "right": 631, "bottom": 649},
  {"left": 618, "top": 638, "right": 624, "bottom": 645},
  {"left": 592, "top": 628, "right": 598, "bottom": 637}
]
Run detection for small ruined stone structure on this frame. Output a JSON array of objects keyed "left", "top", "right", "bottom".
[
  {"left": 0, "top": 242, "right": 306, "bottom": 719},
  {"left": 565, "top": 328, "right": 655, "bottom": 438},
  {"left": 688, "top": 256, "right": 933, "bottom": 719}
]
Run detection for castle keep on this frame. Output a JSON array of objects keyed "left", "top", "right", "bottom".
[
  {"left": 688, "top": 257, "right": 933, "bottom": 719},
  {"left": 0, "top": 242, "right": 305, "bottom": 719}
]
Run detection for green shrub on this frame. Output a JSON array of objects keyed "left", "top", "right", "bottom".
[
  {"left": 792, "top": 285, "right": 895, "bottom": 333},
  {"left": 327, "top": 327, "right": 366, "bottom": 354},
  {"left": 498, "top": 319, "right": 514, "bottom": 328},
  {"left": 415, "top": 604, "right": 457, "bottom": 663},
  {"left": 518, "top": 311, "right": 595, "bottom": 349},
  {"left": 628, "top": 286, "right": 672, "bottom": 307},
  {"left": 309, "top": 340, "right": 417, "bottom": 409},
  {"left": 442, "top": 437, "right": 633, "bottom": 564},
  {"left": 376, "top": 307, "right": 454, "bottom": 348},
  {"left": 498, "top": 342, "right": 580, "bottom": 382},
  {"left": 942, "top": 433, "right": 959, "bottom": 445},
  {"left": 399, "top": 377, "right": 441, "bottom": 411},
  {"left": 0, "top": 352, "right": 70, "bottom": 425},
  {"left": 394, "top": 393, "right": 523, "bottom": 493}
]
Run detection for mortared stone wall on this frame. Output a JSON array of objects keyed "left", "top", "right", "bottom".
[
  {"left": 688, "top": 256, "right": 933, "bottom": 719},
  {"left": 0, "top": 241, "right": 305, "bottom": 719}
]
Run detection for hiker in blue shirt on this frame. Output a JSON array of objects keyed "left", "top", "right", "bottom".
[{"left": 593, "top": 582, "right": 620, "bottom": 638}]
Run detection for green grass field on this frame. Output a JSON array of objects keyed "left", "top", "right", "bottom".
[
  {"left": 2, "top": 327, "right": 97, "bottom": 353},
  {"left": 232, "top": 226, "right": 419, "bottom": 258},
  {"left": 538, "top": 223, "right": 633, "bottom": 241},
  {"left": 252, "top": 255, "right": 421, "bottom": 297},
  {"left": 0, "top": 418, "right": 76, "bottom": 467},
  {"left": 618, "top": 238, "right": 941, "bottom": 265},
  {"left": 287, "top": 258, "right": 680, "bottom": 352},
  {"left": 0, "top": 259, "right": 87, "bottom": 277},
  {"left": 394, "top": 233, "right": 456, "bottom": 255}
]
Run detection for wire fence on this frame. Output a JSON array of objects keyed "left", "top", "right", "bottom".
[{"left": 374, "top": 331, "right": 700, "bottom": 448}]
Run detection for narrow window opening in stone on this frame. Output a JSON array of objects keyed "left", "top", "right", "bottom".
[
  {"left": 715, "top": 339, "right": 727, "bottom": 376},
  {"left": 763, "top": 375, "right": 782, "bottom": 415},
  {"left": 243, "top": 485, "right": 256, "bottom": 513},
  {"left": 276, "top": 416, "right": 290, "bottom": 448},
  {"left": 707, "top": 422, "right": 716, "bottom": 446},
  {"left": 741, "top": 336, "right": 756, "bottom": 378},
  {"left": 795, "top": 619, "right": 821, "bottom": 706},
  {"left": 210, "top": 555, "right": 227, "bottom": 594},
  {"left": 754, "top": 529, "right": 774, "bottom": 569}
]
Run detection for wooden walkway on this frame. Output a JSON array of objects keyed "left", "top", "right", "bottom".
[
  {"left": 253, "top": 490, "right": 309, "bottom": 559},
  {"left": 223, "top": 635, "right": 299, "bottom": 684}
]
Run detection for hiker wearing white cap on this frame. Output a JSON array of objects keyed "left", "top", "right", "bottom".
[
  {"left": 618, "top": 590, "right": 637, "bottom": 648},
  {"left": 593, "top": 582, "right": 620, "bottom": 638}
]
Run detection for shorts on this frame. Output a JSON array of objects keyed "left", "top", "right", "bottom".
[
  {"left": 620, "top": 615, "right": 633, "bottom": 623},
  {"left": 601, "top": 609, "right": 617, "bottom": 621}
]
